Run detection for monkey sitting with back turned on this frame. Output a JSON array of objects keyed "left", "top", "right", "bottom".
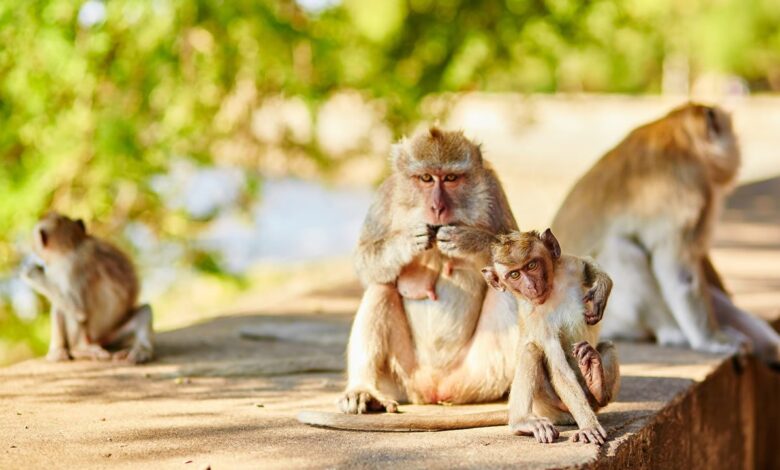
[
  {"left": 482, "top": 229, "right": 619, "bottom": 445},
  {"left": 21, "top": 212, "right": 154, "bottom": 364}
]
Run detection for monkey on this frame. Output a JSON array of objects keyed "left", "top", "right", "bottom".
[
  {"left": 298, "top": 128, "right": 612, "bottom": 432},
  {"left": 20, "top": 212, "right": 154, "bottom": 364},
  {"left": 481, "top": 229, "right": 619, "bottom": 445},
  {"left": 551, "top": 103, "right": 780, "bottom": 363}
]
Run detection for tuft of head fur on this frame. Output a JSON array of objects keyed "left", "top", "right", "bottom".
[
  {"left": 490, "top": 231, "right": 541, "bottom": 266},
  {"left": 391, "top": 127, "right": 483, "bottom": 175},
  {"left": 629, "top": 102, "right": 740, "bottom": 186}
]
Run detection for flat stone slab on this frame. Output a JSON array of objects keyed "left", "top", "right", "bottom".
[{"left": 0, "top": 311, "right": 731, "bottom": 469}]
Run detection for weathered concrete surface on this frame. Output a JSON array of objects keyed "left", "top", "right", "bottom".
[{"left": 1, "top": 180, "right": 779, "bottom": 469}]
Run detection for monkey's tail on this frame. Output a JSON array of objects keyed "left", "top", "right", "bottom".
[{"left": 297, "top": 409, "right": 508, "bottom": 432}]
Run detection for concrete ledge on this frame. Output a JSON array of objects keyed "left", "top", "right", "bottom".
[{"left": 1, "top": 310, "right": 778, "bottom": 469}]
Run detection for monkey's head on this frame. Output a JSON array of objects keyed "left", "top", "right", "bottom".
[
  {"left": 657, "top": 103, "right": 740, "bottom": 185},
  {"left": 33, "top": 213, "right": 88, "bottom": 263},
  {"left": 481, "top": 229, "right": 561, "bottom": 305},
  {"left": 391, "top": 127, "right": 485, "bottom": 225}
]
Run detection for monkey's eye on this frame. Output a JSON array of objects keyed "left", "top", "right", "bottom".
[
  {"left": 419, "top": 174, "right": 433, "bottom": 183},
  {"left": 509, "top": 271, "right": 520, "bottom": 279},
  {"left": 526, "top": 261, "right": 538, "bottom": 270},
  {"left": 444, "top": 174, "right": 458, "bottom": 182}
]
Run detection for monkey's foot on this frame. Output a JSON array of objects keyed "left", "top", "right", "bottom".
[
  {"left": 695, "top": 331, "right": 749, "bottom": 356},
  {"left": 509, "top": 416, "right": 559, "bottom": 444},
  {"left": 70, "top": 344, "right": 112, "bottom": 361},
  {"left": 113, "top": 346, "right": 153, "bottom": 364},
  {"left": 46, "top": 347, "right": 71, "bottom": 362},
  {"left": 571, "top": 425, "right": 607, "bottom": 446},
  {"left": 338, "top": 389, "right": 398, "bottom": 414}
]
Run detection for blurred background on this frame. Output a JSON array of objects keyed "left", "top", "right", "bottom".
[{"left": 1, "top": 0, "right": 779, "bottom": 364}]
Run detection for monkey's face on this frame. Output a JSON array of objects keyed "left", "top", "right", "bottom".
[
  {"left": 412, "top": 171, "right": 466, "bottom": 225},
  {"left": 33, "top": 213, "right": 87, "bottom": 263},
  {"left": 496, "top": 248, "right": 554, "bottom": 304},
  {"left": 483, "top": 229, "right": 562, "bottom": 304}
]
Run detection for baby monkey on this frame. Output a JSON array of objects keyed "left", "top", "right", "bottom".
[
  {"left": 482, "top": 229, "right": 619, "bottom": 445},
  {"left": 21, "top": 213, "right": 153, "bottom": 364},
  {"left": 396, "top": 224, "right": 454, "bottom": 301}
]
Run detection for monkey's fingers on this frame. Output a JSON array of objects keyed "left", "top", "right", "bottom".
[{"left": 572, "top": 341, "right": 590, "bottom": 357}]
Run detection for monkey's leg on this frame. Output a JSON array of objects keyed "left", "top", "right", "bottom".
[
  {"left": 508, "top": 343, "right": 560, "bottom": 444},
  {"left": 650, "top": 241, "right": 743, "bottom": 354},
  {"left": 596, "top": 237, "right": 659, "bottom": 342},
  {"left": 340, "top": 284, "right": 416, "bottom": 414},
  {"left": 69, "top": 321, "right": 112, "bottom": 361},
  {"left": 710, "top": 287, "right": 780, "bottom": 364},
  {"left": 573, "top": 341, "right": 620, "bottom": 408},
  {"left": 109, "top": 304, "right": 154, "bottom": 364},
  {"left": 46, "top": 307, "right": 71, "bottom": 362}
]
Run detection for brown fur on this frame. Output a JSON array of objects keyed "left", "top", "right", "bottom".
[
  {"left": 552, "top": 103, "right": 780, "bottom": 360},
  {"left": 482, "top": 231, "right": 618, "bottom": 445},
  {"left": 22, "top": 213, "right": 154, "bottom": 363}
]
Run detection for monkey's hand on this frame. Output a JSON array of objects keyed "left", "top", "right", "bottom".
[
  {"left": 404, "top": 222, "right": 436, "bottom": 257},
  {"left": 582, "top": 286, "right": 608, "bottom": 325},
  {"left": 509, "top": 415, "right": 560, "bottom": 444},
  {"left": 436, "top": 225, "right": 494, "bottom": 259},
  {"left": 338, "top": 389, "right": 399, "bottom": 414},
  {"left": 571, "top": 425, "right": 607, "bottom": 446},
  {"left": 20, "top": 264, "right": 46, "bottom": 291}
]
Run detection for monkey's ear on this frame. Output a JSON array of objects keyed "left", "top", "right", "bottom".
[
  {"left": 75, "top": 219, "right": 86, "bottom": 233},
  {"left": 705, "top": 107, "right": 721, "bottom": 139},
  {"left": 38, "top": 229, "right": 48, "bottom": 248},
  {"left": 481, "top": 267, "right": 505, "bottom": 292},
  {"left": 541, "top": 228, "right": 561, "bottom": 259}
]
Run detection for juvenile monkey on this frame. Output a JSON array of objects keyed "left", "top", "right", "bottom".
[
  {"left": 21, "top": 213, "right": 154, "bottom": 364},
  {"left": 481, "top": 229, "right": 619, "bottom": 445},
  {"left": 552, "top": 103, "right": 780, "bottom": 361},
  {"left": 298, "top": 128, "right": 611, "bottom": 432}
]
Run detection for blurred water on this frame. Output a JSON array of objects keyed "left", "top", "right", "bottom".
[
  {"left": 199, "top": 178, "right": 371, "bottom": 272},
  {"left": 2, "top": 169, "right": 373, "bottom": 320}
]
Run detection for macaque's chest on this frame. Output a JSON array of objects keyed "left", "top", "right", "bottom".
[
  {"left": 401, "top": 250, "right": 484, "bottom": 368},
  {"left": 518, "top": 272, "right": 600, "bottom": 357}
]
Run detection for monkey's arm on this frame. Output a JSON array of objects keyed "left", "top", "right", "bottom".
[
  {"left": 298, "top": 409, "right": 507, "bottom": 432},
  {"left": 581, "top": 258, "right": 613, "bottom": 326},
  {"left": 436, "top": 225, "right": 496, "bottom": 265},
  {"left": 354, "top": 182, "right": 432, "bottom": 285},
  {"left": 22, "top": 265, "right": 88, "bottom": 322},
  {"left": 544, "top": 340, "right": 605, "bottom": 444}
]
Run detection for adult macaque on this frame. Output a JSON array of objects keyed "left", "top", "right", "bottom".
[
  {"left": 482, "top": 229, "right": 618, "bottom": 445},
  {"left": 552, "top": 103, "right": 780, "bottom": 362},
  {"left": 298, "top": 128, "right": 611, "bottom": 432},
  {"left": 21, "top": 213, "right": 154, "bottom": 364}
]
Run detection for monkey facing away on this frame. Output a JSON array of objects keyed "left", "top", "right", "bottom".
[
  {"left": 482, "top": 229, "right": 619, "bottom": 445},
  {"left": 21, "top": 213, "right": 154, "bottom": 364},
  {"left": 298, "top": 128, "right": 611, "bottom": 432},
  {"left": 552, "top": 103, "right": 780, "bottom": 362}
]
